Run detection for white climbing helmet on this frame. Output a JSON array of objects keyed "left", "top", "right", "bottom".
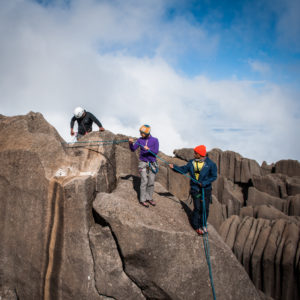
[{"left": 73, "top": 107, "right": 85, "bottom": 118}]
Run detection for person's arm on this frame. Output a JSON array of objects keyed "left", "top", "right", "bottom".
[
  {"left": 89, "top": 112, "right": 104, "bottom": 130},
  {"left": 70, "top": 116, "right": 76, "bottom": 136},
  {"left": 200, "top": 162, "right": 217, "bottom": 187},
  {"left": 129, "top": 138, "right": 140, "bottom": 152},
  {"left": 169, "top": 161, "right": 191, "bottom": 174}
]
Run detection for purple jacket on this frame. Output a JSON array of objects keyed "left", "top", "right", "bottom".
[{"left": 130, "top": 135, "right": 159, "bottom": 163}]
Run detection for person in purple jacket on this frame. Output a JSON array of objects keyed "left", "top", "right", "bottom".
[{"left": 129, "top": 125, "right": 159, "bottom": 208}]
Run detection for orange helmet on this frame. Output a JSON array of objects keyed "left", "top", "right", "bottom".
[{"left": 139, "top": 124, "right": 151, "bottom": 135}]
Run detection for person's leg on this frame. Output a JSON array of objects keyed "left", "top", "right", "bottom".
[
  {"left": 146, "top": 171, "right": 155, "bottom": 199},
  {"left": 138, "top": 162, "right": 148, "bottom": 205},
  {"left": 191, "top": 191, "right": 201, "bottom": 230},
  {"left": 201, "top": 189, "right": 211, "bottom": 232}
]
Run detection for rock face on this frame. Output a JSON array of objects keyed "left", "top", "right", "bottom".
[
  {"left": 0, "top": 112, "right": 261, "bottom": 299},
  {"left": 175, "top": 144, "right": 300, "bottom": 300}
]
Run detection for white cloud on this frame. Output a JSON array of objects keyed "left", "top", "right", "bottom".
[
  {"left": 248, "top": 59, "right": 271, "bottom": 74},
  {"left": 0, "top": 0, "right": 299, "bottom": 165}
]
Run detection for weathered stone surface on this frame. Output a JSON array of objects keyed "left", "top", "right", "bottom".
[
  {"left": 275, "top": 160, "right": 300, "bottom": 177},
  {"left": 247, "top": 187, "right": 288, "bottom": 213},
  {"left": 252, "top": 174, "right": 287, "bottom": 198},
  {"left": 240, "top": 204, "right": 300, "bottom": 224},
  {"left": 93, "top": 180, "right": 261, "bottom": 300},
  {"left": 212, "top": 175, "right": 244, "bottom": 217},
  {"left": 0, "top": 112, "right": 263, "bottom": 300},
  {"left": 288, "top": 194, "right": 300, "bottom": 216},
  {"left": 89, "top": 225, "right": 145, "bottom": 300},
  {"left": 286, "top": 177, "right": 300, "bottom": 196},
  {"left": 173, "top": 148, "right": 194, "bottom": 161},
  {"left": 261, "top": 161, "right": 274, "bottom": 176},
  {"left": 220, "top": 216, "right": 300, "bottom": 300}
]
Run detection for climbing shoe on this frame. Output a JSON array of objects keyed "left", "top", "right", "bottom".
[
  {"left": 140, "top": 201, "right": 149, "bottom": 208},
  {"left": 147, "top": 200, "right": 156, "bottom": 206},
  {"left": 196, "top": 228, "right": 204, "bottom": 235}
]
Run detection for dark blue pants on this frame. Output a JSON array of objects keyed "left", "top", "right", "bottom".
[{"left": 191, "top": 189, "right": 211, "bottom": 230}]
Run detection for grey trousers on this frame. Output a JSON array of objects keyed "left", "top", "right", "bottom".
[{"left": 138, "top": 161, "right": 156, "bottom": 202}]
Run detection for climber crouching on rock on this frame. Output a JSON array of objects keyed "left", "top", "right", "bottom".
[
  {"left": 129, "top": 125, "right": 159, "bottom": 208},
  {"left": 70, "top": 107, "right": 105, "bottom": 140},
  {"left": 169, "top": 145, "right": 217, "bottom": 235}
]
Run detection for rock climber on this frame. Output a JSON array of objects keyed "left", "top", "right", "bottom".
[
  {"left": 70, "top": 107, "right": 105, "bottom": 139},
  {"left": 169, "top": 145, "right": 217, "bottom": 235},
  {"left": 129, "top": 125, "right": 159, "bottom": 208}
]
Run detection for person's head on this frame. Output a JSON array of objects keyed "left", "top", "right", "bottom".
[
  {"left": 139, "top": 124, "right": 151, "bottom": 138},
  {"left": 73, "top": 107, "right": 85, "bottom": 119},
  {"left": 194, "top": 145, "right": 206, "bottom": 159}
]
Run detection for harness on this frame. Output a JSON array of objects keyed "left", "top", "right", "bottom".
[
  {"left": 144, "top": 138, "right": 159, "bottom": 174},
  {"left": 193, "top": 159, "right": 204, "bottom": 181}
]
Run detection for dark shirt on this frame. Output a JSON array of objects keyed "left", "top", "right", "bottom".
[{"left": 70, "top": 111, "right": 102, "bottom": 135}]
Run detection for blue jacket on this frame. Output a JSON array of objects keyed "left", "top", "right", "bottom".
[{"left": 173, "top": 157, "right": 217, "bottom": 192}]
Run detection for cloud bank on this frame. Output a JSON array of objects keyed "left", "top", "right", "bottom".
[{"left": 0, "top": 0, "right": 299, "bottom": 164}]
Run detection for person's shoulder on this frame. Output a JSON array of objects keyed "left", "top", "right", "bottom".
[
  {"left": 151, "top": 136, "right": 159, "bottom": 142},
  {"left": 206, "top": 157, "right": 216, "bottom": 166}
]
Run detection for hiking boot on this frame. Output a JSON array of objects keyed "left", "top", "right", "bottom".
[
  {"left": 140, "top": 201, "right": 149, "bottom": 208},
  {"left": 196, "top": 228, "right": 204, "bottom": 235},
  {"left": 147, "top": 200, "right": 156, "bottom": 206}
]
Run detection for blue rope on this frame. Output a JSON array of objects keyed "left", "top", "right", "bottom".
[
  {"left": 202, "top": 188, "right": 217, "bottom": 300},
  {"left": 62, "top": 139, "right": 130, "bottom": 145},
  {"left": 135, "top": 141, "right": 217, "bottom": 299}
]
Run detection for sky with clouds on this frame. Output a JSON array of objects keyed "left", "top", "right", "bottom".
[{"left": 1, "top": 0, "right": 300, "bottom": 164}]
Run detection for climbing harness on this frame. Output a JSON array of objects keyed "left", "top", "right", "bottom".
[{"left": 148, "top": 161, "right": 159, "bottom": 174}]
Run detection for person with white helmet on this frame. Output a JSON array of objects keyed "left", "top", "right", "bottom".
[
  {"left": 70, "top": 107, "right": 105, "bottom": 139},
  {"left": 129, "top": 125, "right": 159, "bottom": 208}
]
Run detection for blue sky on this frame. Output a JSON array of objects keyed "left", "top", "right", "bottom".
[{"left": 1, "top": 0, "right": 300, "bottom": 163}]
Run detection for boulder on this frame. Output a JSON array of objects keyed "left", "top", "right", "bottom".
[
  {"left": 251, "top": 174, "right": 287, "bottom": 198},
  {"left": 286, "top": 177, "right": 300, "bottom": 196},
  {"left": 93, "top": 180, "right": 261, "bottom": 300},
  {"left": 275, "top": 160, "right": 300, "bottom": 177},
  {"left": 219, "top": 216, "right": 300, "bottom": 300},
  {"left": 247, "top": 187, "right": 288, "bottom": 214}
]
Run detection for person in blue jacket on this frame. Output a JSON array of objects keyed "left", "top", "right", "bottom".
[{"left": 169, "top": 145, "right": 217, "bottom": 235}]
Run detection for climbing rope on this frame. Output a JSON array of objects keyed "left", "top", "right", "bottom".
[
  {"left": 62, "top": 139, "right": 130, "bottom": 145},
  {"left": 62, "top": 139, "right": 131, "bottom": 147},
  {"left": 202, "top": 188, "right": 217, "bottom": 300}
]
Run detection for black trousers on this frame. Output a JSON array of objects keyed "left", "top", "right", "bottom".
[{"left": 190, "top": 188, "right": 212, "bottom": 230}]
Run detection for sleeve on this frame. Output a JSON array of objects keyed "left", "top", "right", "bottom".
[
  {"left": 89, "top": 112, "right": 103, "bottom": 128},
  {"left": 129, "top": 139, "right": 140, "bottom": 152},
  {"left": 201, "top": 162, "right": 217, "bottom": 187},
  {"left": 70, "top": 116, "right": 76, "bottom": 129},
  {"left": 172, "top": 161, "right": 191, "bottom": 174}
]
